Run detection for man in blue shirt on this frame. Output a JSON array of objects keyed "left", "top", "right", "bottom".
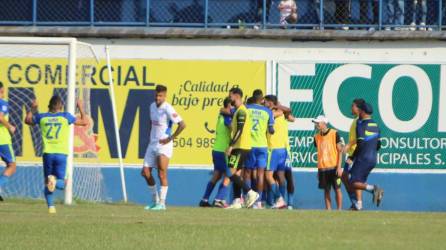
[{"left": 347, "top": 102, "right": 384, "bottom": 210}]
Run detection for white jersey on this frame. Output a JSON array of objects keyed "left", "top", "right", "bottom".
[{"left": 149, "top": 102, "right": 183, "bottom": 145}]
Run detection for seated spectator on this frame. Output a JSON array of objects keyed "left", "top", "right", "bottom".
[{"left": 278, "top": 0, "right": 297, "bottom": 28}]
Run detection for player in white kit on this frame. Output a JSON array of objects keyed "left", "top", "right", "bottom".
[{"left": 141, "top": 85, "right": 186, "bottom": 210}]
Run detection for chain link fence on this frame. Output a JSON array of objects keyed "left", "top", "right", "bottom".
[{"left": 0, "top": 0, "right": 443, "bottom": 30}]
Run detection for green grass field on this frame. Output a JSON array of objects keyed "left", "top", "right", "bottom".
[{"left": 1, "top": 200, "right": 445, "bottom": 250}]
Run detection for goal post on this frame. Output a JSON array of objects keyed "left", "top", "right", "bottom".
[{"left": 0, "top": 37, "right": 124, "bottom": 204}]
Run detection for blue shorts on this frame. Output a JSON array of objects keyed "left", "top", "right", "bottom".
[
  {"left": 212, "top": 151, "right": 227, "bottom": 173},
  {"left": 43, "top": 153, "right": 68, "bottom": 180},
  {"left": 267, "top": 148, "right": 287, "bottom": 172},
  {"left": 245, "top": 147, "right": 268, "bottom": 169},
  {"left": 343, "top": 162, "right": 352, "bottom": 173},
  {"left": 349, "top": 160, "right": 375, "bottom": 183},
  {"left": 0, "top": 144, "right": 15, "bottom": 164}
]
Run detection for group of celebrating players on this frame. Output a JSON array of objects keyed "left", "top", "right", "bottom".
[
  {"left": 195, "top": 87, "right": 385, "bottom": 210},
  {"left": 0, "top": 82, "right": 384, "bottom": 213}
]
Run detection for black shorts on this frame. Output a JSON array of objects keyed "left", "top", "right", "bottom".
[
  {"left": 228, "top": 149, "right": 250, "bottom": 170},
  {"left": 318, "top": 168, "right": 341, "bottom": 190}
]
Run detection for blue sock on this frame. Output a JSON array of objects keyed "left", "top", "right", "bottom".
[
  {"left": 348, "top": 192, "right": 357, "bottom": 206},
  {"left": 257, "top": 191, "right": 263, "bottom": 202},
  {"left": 44, "top": 187, "right": 54, "bottom": 207},
  {"left": 243, "top": 179, "right": 251, "bottom": 195},
  {"left": 0, "top": 175, "right": 9, "bottom": 187},
  {"left": 56, "top": 179, "right": 65, "bottom": 190},
  {"left": 215, "top": 183, "right": 228, "bottom": 201},
  {"left": 202, "top": 181, "right": 215, "bottom": 201},
  {"left": 287, "top": 192, "right": 294, "bottom": 206},
  {"left": 261, "top": 191, "right": 267, "bottom": 202},
  {"left": 267, "top": 189, "right": 274, "bottom": 206},
  {"left": 251, "top": 179, "right": 257, "bottom": 191},
  {"left": 279, "top": 184, "right": 286, "bottom": 198},
  {"left": 271, "top": 183, "right": 280, "bottom": 200}
]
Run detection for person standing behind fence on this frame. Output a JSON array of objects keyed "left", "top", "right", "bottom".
[
  {"left": 410, "top": 0, "right": 430, "bottom": 31},
  {"left": 278, "top": 0, "right": 297, "bottom": 28},
  {"left": 360, "top": 0, "right": 379, "bottom": 31},
  {"left": 386, "top": 0, "right": 405, "bottom": 30},
  {"left": 334, "top": 0, "right": 350, "bottom": 30}
]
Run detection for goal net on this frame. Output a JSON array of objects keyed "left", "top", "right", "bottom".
[{"left": 0, "top": 37, "right": 113, "bottom": 204}]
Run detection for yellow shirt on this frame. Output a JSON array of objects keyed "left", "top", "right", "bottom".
[
  {"left": 347, "top": 118, "right": 358, "bottom": 156},
  {"left": 314, "top": 129, "right": 339, "bottom": 170},
  {"left": 231, "top": 105, "right": 251, "bottom": 150},
  {"left": 268, "top": 115, "right": 288, "bottom": 149}
]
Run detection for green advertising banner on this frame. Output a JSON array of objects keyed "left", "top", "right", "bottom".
[{"left": 277, "top": 62, "right": 446, "bottom": 169}]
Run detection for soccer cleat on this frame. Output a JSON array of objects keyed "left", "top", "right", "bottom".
[
  {"left": 213, "top": 200, "right": 228, "bottom": 208},
  {"left": 252, "top": 201, "right": 263, "bottom": 210},
  {"left": 373, "top": 187, "right": 384, "bottom": 207},
  {"left": 287, "top": 205, "right": 293, "bottom": 210},
  {"left": 48, "top": 206, "right": 56, "bottom": 214},
  {"left": 150, "top": 204, "right": 166, "bottom": 211},
  {"left": 244, "top": 190, "right": 259, "bottom": 209},
  {"left": 144, "top": 203, "right": 157, "bottom": 210},
  {"left": 0, "top": 194, "right": 4, "bottom": 202},
  {"left": 226, "top": 199, "right": 242, "bottom": 209},
  {"left": 47, "top": 175, "right": 57, "bottom": 192},
  {"left": 272, "top": 197, "right": 287, "bottom": 209},
  {"left": 199, "top": 200, "right": 212, "bottom": 207}
]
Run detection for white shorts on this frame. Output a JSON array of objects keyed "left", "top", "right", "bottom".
[{"left": 143, "top": 142, "right": 173, "bottom": 168}]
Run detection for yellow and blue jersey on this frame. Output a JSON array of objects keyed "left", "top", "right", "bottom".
[
  {"left": 267, "top": 115, "right": 288, "bottom": 149},
  {"left": 0, "top": 99, "right": 12, "bottom": 146},
  {"left": 34, "top": 112, "right": 76, "bottom": 155},
  {"left": 347, "top": 117, "right": 358, "bottom": 157},
  {"left": 231, "top": 105, "right": 251, "bottom": 150},
  {"left": 247, "top": 104, "right": 274, "bottom": 148},
  {"left": 355, "top": 118, "right": 380, "bottom": 163},
  {"left": 213, "top": 113, "right": 232, "bottom": 153}
]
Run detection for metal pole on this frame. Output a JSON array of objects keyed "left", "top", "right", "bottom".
[
  {"left": 204, "top": 0, "right": 208, "bottom": 28},
  {"left": 439, "top": 0, "right": 443, "bottom": 31},
  {"left": 379, "top": 0, "right": 383, "bottom": 30},
  {"left": 64, "top": 40, "right": 77, "bottom": 205},
  {"left": 32, "top": 0, "right": 37, "bottom": 25},
  {"left": 90, "top": 0, "right": 94, "bottom": 26},
  {"left": 105, "top": 45, "right": 128, "bottom": 203},
  {"left": 263, "top": 0, "right": 267, "bottom": 29},
  {"left": 320, "top": 0, "right": 324, "bottom": 30},
  {"left": 146, "top": 0, "right": 150, "bottom": 26}
]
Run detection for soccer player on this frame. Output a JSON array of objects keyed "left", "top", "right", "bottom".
[
  {"left": 342, "top": 98, "right": 365, "bottom": 209},
  {"left": 0, "top": 82, "right": 16, "bottom": 201},
  {"left": 312, "top": 115, "right": 343, "bottom": 210},
  {"left": 141, "top": 85, "right": 186, "bottom": 211},
  {"left": 347, "top": 103, "right": 384, "bottom": 210},
  {"left": 263, "top": 95, "right": 289, "bottom": 209},
  {"left": 25, "top": 96, "right": 87, "bottom": 214},
  {"left": 199, "top": 97, "right": 232, "bottom": 208},
  {"left": 225, "top": 87, "right": 259, "bottom": 209},
  {"left": 245, "top": 89, "right": 274, "bottom": 209}
]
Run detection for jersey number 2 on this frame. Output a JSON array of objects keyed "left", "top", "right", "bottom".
[{"left": 252, "top": 119, "right": 259, "bottom": 131}]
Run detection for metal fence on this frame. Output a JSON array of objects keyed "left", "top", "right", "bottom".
[{"left": 0, "top": 0, "right": 444, "bottom": 30}]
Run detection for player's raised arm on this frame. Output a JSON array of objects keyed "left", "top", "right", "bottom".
[
  {"left": 74, "top": 100, "right": 88, "bottom": 126},
  {"left": 24, "top": 100, "right": 38, "bottom": 126}
]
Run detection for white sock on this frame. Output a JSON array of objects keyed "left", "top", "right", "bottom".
[
  {"left": 149, "top": 185, "right": 159, "bottom": 204},
  {"left": 366, "top": 184, "right": 375, "bottom": 192},
  {"left": 159, "top": 186, "right": 168, "bottom": 205},
  {"left": 356, "top": 200, "right": 363, "bottom": 210}
]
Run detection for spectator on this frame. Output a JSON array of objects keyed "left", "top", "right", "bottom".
[
  {"left": 360, "top": 0, "right": 379, "bottom": 31},
  {"left": 334, "top": 0, "right": 350, "bottom": 30},
  {"left": 410, "top": 0, "right": 430, "bottom": 31},
  {"left": 313, "top": 0, "right": 336, "bottom": 29},
  {"left": 255, "top": 0, "right": 272, "bottom": 29},
  {"left": 278, "top": 0, "right": 297, "bottom": 28},
  {"left": 386, "top": 0, "right": 405, "bottom": 30}
]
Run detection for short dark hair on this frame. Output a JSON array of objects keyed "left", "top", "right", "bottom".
[
  {"left": 264, "top": 95, "right": 278, "bottom": 105},
  {"left": 246, "top": 96, "right": 255, "bottom": 105},
  {"left": 156, "top": 85, "right": 167, "bottom": 93},
  {"left": 229, "top": 87, "right": 243, "bottom": 98},
  {"left": 223, "top": 97, "right": 232, "bottom": 108},
  {"left": 353, "top": 98, "right": 365, "bottom": 108},
  {"left": 252, "top": 89, "right": 263, "bottom": 103},
  {"left": 0, "top": 82, "right": 3, "bottom": 89},
  {"left": 48, "top": 95, "right": 63, "bottom": 110}
]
